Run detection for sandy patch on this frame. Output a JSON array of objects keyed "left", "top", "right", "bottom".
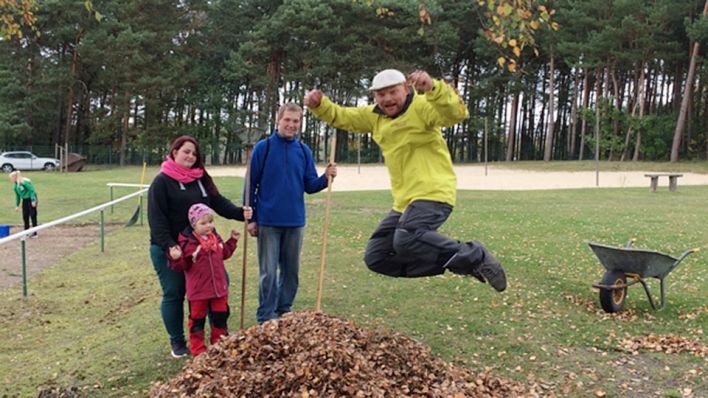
[{"left": 209, "top": 165, "right": 708, "bottom": 191}]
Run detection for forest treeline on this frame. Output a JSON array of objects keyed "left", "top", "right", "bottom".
[{"left": 0, "top": 0, "right": 706, "bottom": 165}]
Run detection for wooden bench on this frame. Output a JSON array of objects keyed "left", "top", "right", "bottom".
[{"left": 644, "top": 173, "right": 683, "bottom": 192}]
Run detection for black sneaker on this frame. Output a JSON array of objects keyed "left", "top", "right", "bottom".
[
  {"left": 170, "top": 341, "right": 189, "bottom": 358},
  {"left": 473, "top": 246, "right": 507, "bottom": 292}
]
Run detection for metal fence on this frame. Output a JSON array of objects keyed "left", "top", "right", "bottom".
[{"left": 0, "top": 186, "right": 148, "bottom": 297}]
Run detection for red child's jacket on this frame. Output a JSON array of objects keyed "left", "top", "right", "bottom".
[{"left": 168, "top": 227, "right": 237, "bottom": 301}]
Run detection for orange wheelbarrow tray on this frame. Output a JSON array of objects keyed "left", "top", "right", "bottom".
[{"left": 585, "top": 240, "right": 700, "bottom": 313}]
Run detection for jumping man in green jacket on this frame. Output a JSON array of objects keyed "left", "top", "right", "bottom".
[{"left": 304, "top": 69, "right": 506, "bottom": 292}]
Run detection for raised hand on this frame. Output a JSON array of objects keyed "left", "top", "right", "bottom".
[
  {"left": 407, "top": 70, "right": 433, "bottom": 93},
  {"left": 304, "top": 89, "right": 324, "bottom": 108}
]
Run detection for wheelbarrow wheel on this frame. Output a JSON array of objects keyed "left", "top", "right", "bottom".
[{"left": 599, "top": 271, "right": 627, "bottom": 313}]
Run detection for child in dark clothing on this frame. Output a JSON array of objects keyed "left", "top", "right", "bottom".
[{"left": 168, "top": 203, "right": 240, "bottom": 356}]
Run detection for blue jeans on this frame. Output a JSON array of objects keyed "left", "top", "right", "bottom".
[
  {"left": 256, "top": 226, "right": 304, "bottom": 324},
  {"left": 150, "top": 244, "right": 186, "bottom": 346}
]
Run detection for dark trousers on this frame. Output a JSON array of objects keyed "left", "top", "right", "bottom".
[
  {"left": 21, "top": 199, "right": 37, "bottom": 231},
  {"left": 150, "top": 244, "right": 186, "bottom": 346},
  {"left": 364, "top": 200, "right": 485, "bottom": 277}
]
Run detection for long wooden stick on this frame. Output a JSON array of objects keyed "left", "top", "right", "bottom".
[
  {"left": 316, "top": 132, "right": 337, "bottom": 312},
  {"left": 240, "top": 146, "right": 253, "bottom": 329}
]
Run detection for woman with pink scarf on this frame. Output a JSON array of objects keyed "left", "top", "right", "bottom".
[{"left": 148, "top": 135, "right": 251, "bottom": 358}]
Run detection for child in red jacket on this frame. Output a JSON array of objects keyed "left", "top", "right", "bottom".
[{"left": 168, "top": 203, "right": 240, "bottom": 356}]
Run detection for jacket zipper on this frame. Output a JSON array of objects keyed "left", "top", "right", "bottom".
[{"left": 208, "top": 251, "right": 218, "bottom": 296}]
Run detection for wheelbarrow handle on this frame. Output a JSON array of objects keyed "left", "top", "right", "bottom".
[
  {"left": 664, "top": 248, "right": 700, "bottom": 277},
  {"left": 677, "top": 248, "right": 700, "bottom": 262}
]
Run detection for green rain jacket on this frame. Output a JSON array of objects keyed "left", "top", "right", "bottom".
[
  {"left": 14, "top": 178, "right": 38, "bottom": 206},
  {"left": 309, "top": 79, "right": 469, "bottom": 212}
]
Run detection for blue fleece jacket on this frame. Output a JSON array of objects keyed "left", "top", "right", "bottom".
[{"left": 246, "top": 131, "right": 329, "bottom": 227}]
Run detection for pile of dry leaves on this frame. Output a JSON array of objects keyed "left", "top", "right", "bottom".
[
  {"left": 151, "top": 311, "right": 529, "bottom": 397},
  {"left": 619, "top": 334, "right": 707, "bottom": 357}
]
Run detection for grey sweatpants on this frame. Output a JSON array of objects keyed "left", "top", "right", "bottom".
[{"left": 364, "top": 200, "right": 485, "bottom": 277}]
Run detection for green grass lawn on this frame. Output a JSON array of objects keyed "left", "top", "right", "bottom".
[{"left": 0, "top": 167, "right": 706, "bottom": 397}]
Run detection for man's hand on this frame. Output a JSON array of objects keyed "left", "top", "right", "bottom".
[
  {"left": 14, "top": 207, "right": 19, "bottom": 212},
  {"left": 230, "top": 230, "right": 241, "bottom": 241},
  {"left": 325, "top": 162, "right": 337, "bottom": 180},
  {"left": 31, "top": 202, "right": 37, "bottom": 208},
  {"left": 169, "top": 245, "right": 182, "bottom": 260},
  {"left": 304, "top": 90, "right": 323, "bottom": 108},
  {"left": 247, "top": 222, "right": 258, "bottom": 237},
  {"left": 242, "top": 206, "right": 253, "bottom": 221},
  {"left": 407, "top": 70, "right": 433, "bottom": 93}
]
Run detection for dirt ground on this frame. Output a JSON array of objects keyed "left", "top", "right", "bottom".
[{"left": 0, "top": 224, "right": 121, "bottom": 289}]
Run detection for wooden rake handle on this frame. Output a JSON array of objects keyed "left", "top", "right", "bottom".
[
  {"left": 316, "top": 132, "right": 336, "bottom": 312},
  {"left": 240, "top": 147, "right": 253, "bottom": 330}
]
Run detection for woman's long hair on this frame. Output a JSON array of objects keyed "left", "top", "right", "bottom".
[{"left": 169, "top": 135, "right": 219, "bottom": 196}]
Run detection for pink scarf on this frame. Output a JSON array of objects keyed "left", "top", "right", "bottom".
[{"left": 160, "top": 156, "right": 204, "bottom": 183}]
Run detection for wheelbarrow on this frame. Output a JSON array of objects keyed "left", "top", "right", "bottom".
[{"left": 586, "top": 239, "right": 699, "bottom": 313}]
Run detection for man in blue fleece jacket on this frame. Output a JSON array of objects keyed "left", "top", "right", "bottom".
[{"left": 246, "top": 103, "right": 337, "bottom": 324}]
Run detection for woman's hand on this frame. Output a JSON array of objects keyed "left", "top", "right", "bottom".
[
  {"left": 243, "top": 206, "right": 253, "bottom": 220},
  {"left": 169, "top": 245, "right": 182, "bottom": 260}
]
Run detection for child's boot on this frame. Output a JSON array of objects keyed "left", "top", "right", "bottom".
[
  {"left": 210, "top": 311, "right": 228, "bottom": 344},
  {"left": 188, "top": 317, "right": 207, "bottom": 356}
]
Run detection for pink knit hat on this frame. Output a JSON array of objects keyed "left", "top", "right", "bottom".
[{"left": 188, "top": 203, "right": 213, "bottom": 226}]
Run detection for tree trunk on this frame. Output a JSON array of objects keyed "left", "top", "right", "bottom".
[
  {"left": 579, "top": 69, "right": 590, "bottom": 161},
  {"left": 120, "top": 93, "right": 130, "bottom": 167},
  {"left": 621, "top": 65, "right": 643, "bottom": 161},
  {"left": 633, "top": 65, "right": 648, "bottom": 161},
  {"left": 569, "top": 70, "right": 580, "bottom": 158},
  {"left": 63, "top": 27, "right": 84, "bottom": 148},
  {"left": 505, "top": 90, "right": 519, "bottom": 161},
  {"left": 544, "top": 55, "right": 555, "bottom": 161},
  {"left": 536, "top": 70, "right": 547, "bottom": 160},
  {"left": 671, "top": 0, "right": 707, "bottom": 162},
  {"left": 611, "top": 64, "right": 621, "bottom": 160},
  {"left": 595, "top": 67, "right": 603, "bottom": 163}
]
